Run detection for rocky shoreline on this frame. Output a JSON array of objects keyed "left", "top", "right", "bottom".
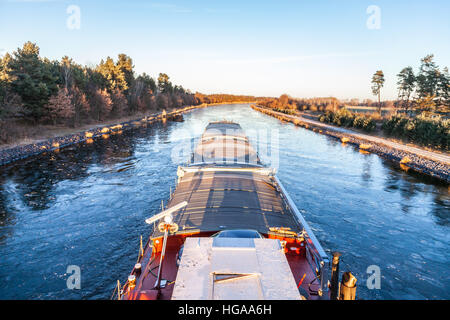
[
  {"left": 252, "top": 105, "right": 450, "bottom": 184},
  {"left": 0, "top": 106, "right": 194, "bottom": 167},
  {"left": 0, "top": 102, "right": 256, "bottom": 167}
]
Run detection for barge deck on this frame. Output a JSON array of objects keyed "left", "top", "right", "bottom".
[{"left": 118, "top": 121, "right": 332, "bottom": 300}]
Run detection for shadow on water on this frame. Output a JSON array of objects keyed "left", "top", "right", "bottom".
[
  {"left": 380, "top": 158, "right": 449, "bottom": 225},
  {"left": 431, "top": 196, "right": 450, "bottom": 226},
  {"left": 0, "top": 180, "right": 15, "bottom": 244},
  {"left": 324, "top": 134, "right": 448, "bottom": 226}
]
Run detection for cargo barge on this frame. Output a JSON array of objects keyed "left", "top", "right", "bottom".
[{"left": 114, "top": 121, "right": 355, "bottom": 300}]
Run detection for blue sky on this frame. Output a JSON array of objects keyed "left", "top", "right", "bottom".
[{"left": 1, "top": 0, "right": 449, "bottom": 100}]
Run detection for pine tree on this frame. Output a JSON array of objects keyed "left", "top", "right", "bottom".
[
  {"left": 9, "top": 42, "right": 59, "bottom": 122},
  {"left": 111, "top": 88, "right": 128, "bottom": 117},
  {"left": 397, "top": 67, "right": 416, "bottom": 112},
  {"left": 371, "top": 70, "right": 385, "bottom": 113},
  {"left": 116, "top": 54, "right": 134, "bottom": 93},
  {"left": 437, "top": 67, "right": 450, "bottom": 110},
  {"left": 157, "top": 73, "right": 172, "bottom": 93},
  {"left": 90, "top": 88, "right": 112, "bottom": 121},
  {"left": 416, "top": 55, "right": 440, "bottom": 100},
  {"left": 96, "top": 53, "right": 134, "bottom": 94}
]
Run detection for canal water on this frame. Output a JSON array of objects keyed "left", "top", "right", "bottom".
[{"left": 0, "top": 104, "right": 448, "bottom": 299}]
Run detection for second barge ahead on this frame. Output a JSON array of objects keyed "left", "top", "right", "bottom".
[{"left": 119, "top": 121, "right": 334, "bottom": 300}]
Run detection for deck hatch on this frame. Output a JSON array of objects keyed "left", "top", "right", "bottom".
[
  {"left": 171, "top": 237, "right": 301, "bottom": 300},
  {"left": 212, "top": 237, "right": 255, "bottom": 248}
]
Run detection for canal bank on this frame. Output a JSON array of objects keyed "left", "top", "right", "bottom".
[
  {"left": 0, "top": 104, "right": 448, "bottom": 300},
  {"left": 251, "top": 105, "right": 450, "bottom": 184},
  {"left": 0, "top": 102, "right": 252, "bottom": 167}
]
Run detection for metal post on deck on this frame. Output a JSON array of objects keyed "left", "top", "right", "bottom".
[
  {"left": 318, "top": 259, "right": 330, "bottom": 299},
  {"left": 154, "top": 225, "right": 169, "bottom": 290},
  {"left": 144, "top": 201, "right": 188, "bottom": 291}
]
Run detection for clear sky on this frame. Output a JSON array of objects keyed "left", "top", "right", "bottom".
[{"left": 1, "top": 0, "right": 449, "bottom": 100}]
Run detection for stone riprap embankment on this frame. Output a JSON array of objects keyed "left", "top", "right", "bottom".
[
  {"left": 0, "top": 108, "right": 187, "bottom": 166},
  {"left": 252, "top": 105, "right": 450, "bottom": 183},
  {"left": 0, "top": 102, "right": 254, "bottom": 167}
]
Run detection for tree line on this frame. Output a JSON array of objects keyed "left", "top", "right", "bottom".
[
  {"left": 254, "top": 54, "right": 449, "bottom": 150},
  {"left": 0, "top": 42, "right": 262, "bottom": 131},
  {"left": 0, "top": 42, "right": 264, "bottom": 144},
  {"left": 255, "top": 53, "right": 449, "bottom": 118},
  {"left": 193, "top": 93, "right": 262, "bottom": 104},
  {"left": 257, "top": 94, "right": 340, "bottom": 114},
  {"left": 371, "top": 54, "right": 449, "bottom": 114},
  {"left": 0, "top": 42, "right": 200, "bottom": 127}
]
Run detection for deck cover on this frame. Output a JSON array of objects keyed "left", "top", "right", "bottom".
[
  {"left": 191, "top": 121, "right": 261, "bottom": 165},
  {"left": 171, "top": 237, "right": 302, "bottom": 300},
  {"left": 167, "top": 170, "right": 302, "bottom": 235},
  {"left": 151, "top": 122, "right": 303, "bottom": 238}
]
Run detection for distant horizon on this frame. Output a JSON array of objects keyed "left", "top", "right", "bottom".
[{"left": 1, "top": 0, "right": 449, "bottom": 101}]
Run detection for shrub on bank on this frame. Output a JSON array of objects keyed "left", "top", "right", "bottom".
[
  {"left": 273, "top": 107, "right": 297, "bottom": 115},
  {"left": 332, "top": 108, "right": 355, "bottom": 126},
  {"left": 319, "top": 109, "right": 449, "bottom": 150},
  {"left": 319, "top": 108, "right": 376, "bottom": 132},
  {"left": 382, "top": 113, "right": 449, "bottom": 150},
  {"left": 353, "top": 115, "right": 377, "bottom": 132}
]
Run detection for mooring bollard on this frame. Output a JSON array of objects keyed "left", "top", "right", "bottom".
[{"left": 339, "top": 271, "right": 357, "bottom": 300}]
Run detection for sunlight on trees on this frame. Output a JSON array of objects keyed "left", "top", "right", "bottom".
[
  {"left": 0, "top": 42, "right": 261, "bottom": 144},
  {"left": 371, "top": 70, "right": 385, "bottom": 113}
]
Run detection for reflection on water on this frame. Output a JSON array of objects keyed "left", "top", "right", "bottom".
[{"left": 0, "top": 104, "right": 448, "bottom": 299}]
